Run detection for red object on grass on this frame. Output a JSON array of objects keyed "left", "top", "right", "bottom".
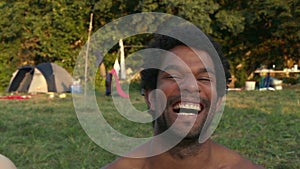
[
  {"left": 0, "top": 95, "right": 31, "bottom": 100},
  {"left": 109, "top": 69, "right": 129, "bottom": 98}
]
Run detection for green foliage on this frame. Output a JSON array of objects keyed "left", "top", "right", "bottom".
[
  {"left": 215, "top": 10, "right": 245, "bottom": 35},
  {"left": 233, "top": 66, "right": 248, "bottom": 88},
  {"left": 282, "top": 77, "right": 299, "bottom": 85},
  {"left": 0, "top": 56, "right": 14, "bottom": 91},
  {"left": 217, "top": 0, "right": 300, "bottom": 85},
  {"left": 0, "top": 1, "right": 90, "bottom": 90},
  {"left": 0, "top": 0, "right": 299, "bottom": 90}
]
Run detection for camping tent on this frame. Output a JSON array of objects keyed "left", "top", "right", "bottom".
[{"left": 7, "top": 63, "right": 73, "bottom": 93}]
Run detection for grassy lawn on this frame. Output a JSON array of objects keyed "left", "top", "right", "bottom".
[{"left": 0, "top": 86, "right": 299, "bottom": 169}]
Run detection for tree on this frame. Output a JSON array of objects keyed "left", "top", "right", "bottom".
[
  {"left": 0, "top": 1, "right": 91, "bottom": 90},
  {"left": 213, "top": 0, "right": 300, "bottom": 87},
  {"left": 0, "top": 0, "right": 299, "bottom": 91}
]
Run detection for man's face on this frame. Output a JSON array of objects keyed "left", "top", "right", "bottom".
[{"left": 149, "top": 45, "right": 219, "bottom": 139}]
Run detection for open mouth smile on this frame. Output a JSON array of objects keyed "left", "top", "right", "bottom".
[{"left": 173, "top": 102, "right": 203, "bottom": 116}]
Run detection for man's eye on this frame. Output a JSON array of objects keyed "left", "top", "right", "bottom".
[
  {"left": 198, "top": 77, "right": 212, "bottom": 82},
  {"left": 166, "top": 73, "right": 182, "bottom": 79},
  {"left": 167, "top": 74, "right": 180, "bottom": 79}
]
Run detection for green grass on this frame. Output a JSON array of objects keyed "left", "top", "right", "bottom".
[
  {"left": 0, "top": 86, "right": 299, "bottom": 169},
  {"left": 213, "top": 88, "right": 300, "bottom": 169}
]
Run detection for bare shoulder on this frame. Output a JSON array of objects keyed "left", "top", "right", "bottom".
[
  {"left": 101, "top": 143, "right": 152, "bottom": 169},
  {"left": 101, "top": 157, "right": 146, "bottom": 169},
  {"left": 231, "top": 158, "right": 265, "bottom": 169},
  {"left": 212, "top": 142, "right": 265, "bottom": 169}
]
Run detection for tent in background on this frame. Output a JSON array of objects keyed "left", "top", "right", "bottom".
[{"left": 7, "top": 63, "right": 73, "bottom": 93}]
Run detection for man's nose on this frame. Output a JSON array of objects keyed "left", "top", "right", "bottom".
[{"left": 179, "top": 74, "right": 200, "bottom": 93}]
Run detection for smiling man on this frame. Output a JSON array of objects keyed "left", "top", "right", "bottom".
[
  {"left": 103, "top": 27, "right": 264, "bottom": 169},
  {"left": 151, "top": 47, "right": 220, "bottom": 146}
]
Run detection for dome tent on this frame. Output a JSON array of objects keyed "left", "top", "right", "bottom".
[{"left": 7, "top": 63, "right": 73, "bottom": 93}]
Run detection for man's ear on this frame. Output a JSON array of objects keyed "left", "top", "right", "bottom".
[
  {"left": 144, "top": 89, "right": 151, "bottom": 109},
  {"left": 216, "top": 96, "right": 225, "bottom": 112}
]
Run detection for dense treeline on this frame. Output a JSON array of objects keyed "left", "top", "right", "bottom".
[{"left": 0, "top": 0, "right": 299, "bottom": 90}]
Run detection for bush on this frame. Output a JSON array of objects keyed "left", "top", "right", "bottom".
[
  {"left": 282, "top": 77, "right": 299, "bottom": 85},
  {"left": 234, "top": 69, "right": 248, "bottom": 88}
]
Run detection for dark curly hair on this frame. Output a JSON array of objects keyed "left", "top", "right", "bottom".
[{"left": 140, "top": 28, "right": 231, "bottom": 97}]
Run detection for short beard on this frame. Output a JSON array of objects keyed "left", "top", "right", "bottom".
[
  {"left": 169, "top": 138, "right": 204, "bottom": 159},
  {"left": 154, "top": 116, "right": 210, "bottom": 159},
  {"left": 153, "top": 96, "right": 210, "bottom": 140},
  {"left": 154, "top": 112, "right": 208, "bottom": 140}
]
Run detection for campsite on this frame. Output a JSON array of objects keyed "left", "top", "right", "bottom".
[
  {"left": 7, "top": 63, "right": 73, "bottom": 94},
  {"left": 0, "top": 1, "right": 299, "bottom": 169}
]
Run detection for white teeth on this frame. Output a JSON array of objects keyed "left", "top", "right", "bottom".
[
  {"left": 174, "top": 103, "right": 201, "bottom": 111},
  {"left": 177, "top": 112, "right": 197, "bottom": 116}
]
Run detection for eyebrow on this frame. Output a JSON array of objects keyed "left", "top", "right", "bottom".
[
  {"left": 161, "top": 65, "right": 215, "bottom": 75},
  {"left": 161, "top": 65, "right": 181, "bottom": 72},
  {"left": 198, "top": 68, "right": 215, "bottom": 75}
]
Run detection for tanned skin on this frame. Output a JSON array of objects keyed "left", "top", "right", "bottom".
[
  {"left": 102, "top": 46, "right": 264, "bottom": 169},
  {"left": 103, "top": 139, "right": 263, "bottom": 169}
]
